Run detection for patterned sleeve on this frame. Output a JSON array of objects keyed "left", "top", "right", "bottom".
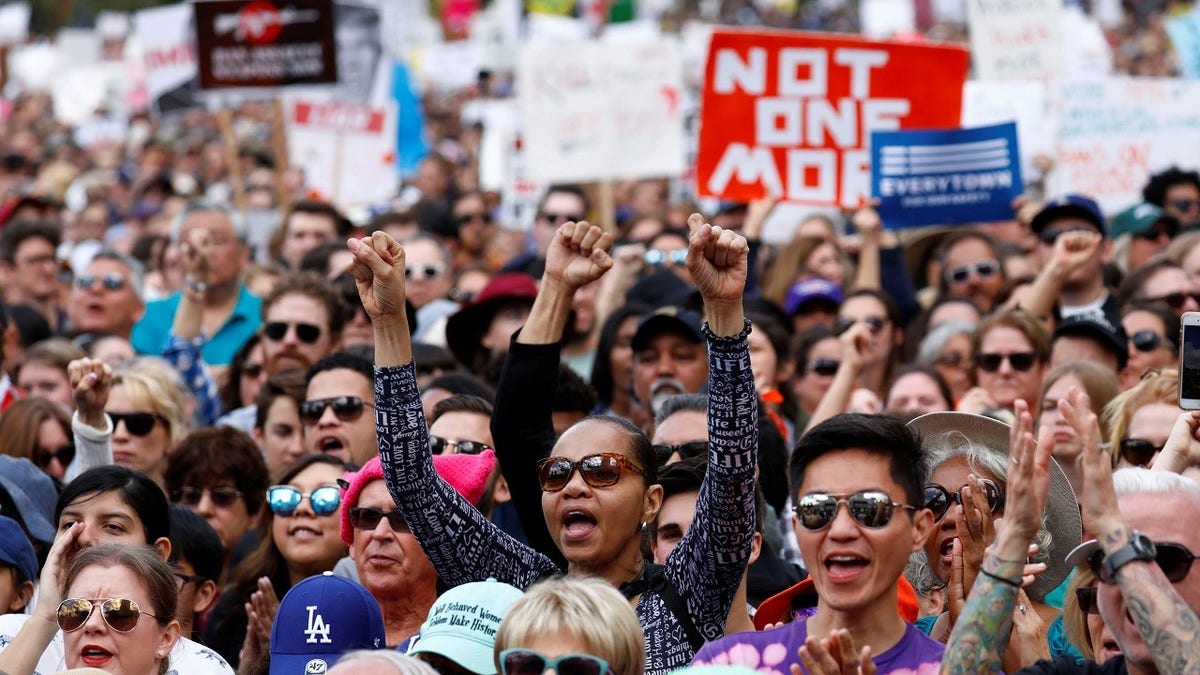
[
  {"left": 374, "top": 362, "right": 560, "bottom": 589},
  {"left": 163, "top": 333, "right": 223, "bottom": 426},
  {"left": 663, "top": 333, "right": 758, "bottom": 643}
]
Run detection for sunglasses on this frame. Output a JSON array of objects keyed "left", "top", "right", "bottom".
[
  {"left": 107, "top": 411, "right": 166, "bottom": 437},
  {"left": 1089, "top": 541, "right": 1199, "bottom": 584},
  {"left": 349, "top": 506, "right": 410, "bottom": 532},
  {"left": 455, "top": 212, "right": 492, "bottom": 226},
  {"left": 652, "top": 440, "right": 707, "bottom": 466},
  {"left": 1142, "top": 291, "right": 1200, "bottom": 310},
  {"left": 428, "top": 435, "right": 493, "bottom": 455},
  {"left": 644, "top": 249, "right": 688, "bottom": 267},
  {"left": 806, "top": 357, "right": 840, "bottom": 376},
  {"left": 266, "top": 485, "right": 342, "bottom": 517},
  {"left": 171, "top": 486, "right": 243, "bottom": 509},
  {"left": 263, "top": 321, "right": 322, "bottom": 344},
  {"left": 975, "top": 351, "right": 1038, "bottom": 373},
  {"left": 405, "top": 263, "right": 446, "bottom": 281},
  {"left": 793, "top": 490, "right": 916, "bottom": 531},
  {"left": 75, "top": 273, "right": 127, "bottom": 291},
  {"left": 242, "top": 363, "right": 265, "bottom": 378},
  {"left": 924, "top": 479, "right": 1004, "bottom": 522},
  {"left": 499, "top": 649, "right": 611, "bottom": 675},
  {"left": 35, "top": 444, "right": 75, "bottom": 468},
  {"left": 945, "top": 260, "right": 1000, "bottom": 284},
  {"left": 1131, "top": 330, "right": 1172, "bottom": 353},
  {"left": 1038, "top": 225, "right": 1095, "bottom": 246},
  {"left": 835, "top": 316, "right": 886, "bottom": 336},
  {"left": 934, "top": 351, "right": 966, "bottom": 368},
  {"left": 57, "top": 597, "right": 160, "bottom": 633},
  {"left": 175, "top": 572, "right": 206, "bottom": 586},
  {"left": 1170, "top": 198, "right": 1200, "bottom": 213},
  {"left": 1118, "top": 438, "right": 1165, "bottom": 467},
  {"left": 536, "top": 453, "right": 645, "bottom": 492},
  {"left": 299, "top": 396, "right": 373, "bottom": 426},
  {"left": 538, "top": 212, "right": 584, "bottom": 225},
  {"left": 1075, "top": 586, "right": 1100, "bottom": 615},
  {"left": 1135, "top": 221, "right": 1179, "bottom": 241}
]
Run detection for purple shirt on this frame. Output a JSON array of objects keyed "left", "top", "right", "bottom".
[{"left": 692, "top": 621, "right": 944, "bottom": 674}]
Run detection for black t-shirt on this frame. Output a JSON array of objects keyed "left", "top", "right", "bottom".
[{"left": 1019, "top": 656, "right": 1127, "bottom": 674}]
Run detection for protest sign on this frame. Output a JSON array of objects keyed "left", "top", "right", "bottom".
[
  {"left": 1050, "top": 78, "right": 1200, "bottom": 213},
  {"left": 193, "top": 0, "right": 337, "bottom": 90},
  {"left": 0, "top": 3, "right": 29, "bottom": 45},
  {"left": 135, "top": 3, "right": 201, "bottom": 116},
  {"left": 695, "top": 29, "right": 969, "bottom": 207},
  {"left": 966, "top": 0, "right": 1062, "bottom": 81},
  {"left": 961, "top": 79, "right": 1052, "bottom": 181},
  {"left": 285, "top": 96, "right": 398, "bottom": 209},
  {"left": 1167, "top": 6, "right": 1200, "bottom": 78},
  {"left": 871, "top": 122, "right": 1022, "bottom": 228},
  {"left": 517, "top": 38, "right": 685, "bottom": 183}
]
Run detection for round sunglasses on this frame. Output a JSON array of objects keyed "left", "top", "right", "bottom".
[
  {"left": 536, "top": 453, "right": 645, "bottom": 492},
  {"left": 428, "top": 435, "right": 493, "bottom": 455},
  {"left": 266, "top": 485, "right": 341, "bottom": 517},
  {"left": 794, "top": 490, "right": 916, "bottom": 531},
  {"left": 299, "top": 396, "right": 374, "bottom": 426},
  {"left": 1130, "top": 330, "right": 1173, "bottom": 353},
  {"left": 1089, "top": 541, "right": 1199, "bottom": 584},
  {"left": 263, "top": 321, "right": 322, "bottom": 344},
  {"left": 924, "top": 478, "right": 1004, "bottom": 522},
  {"left": 58, "top": 597, "right": 160, "bottom": 633},
  {"left": 499, "top": 649, "right": 611, "bottom": 675}
]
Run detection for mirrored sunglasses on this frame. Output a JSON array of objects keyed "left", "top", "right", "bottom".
[
  {"left": 428, "top": 435, "right": 493, "bottom": 455},
  {"left": 266, "top": 485, "right": 341, "bottom": 517},
  {"left": 499, "top": 649, "right": 611, "bottom": 675},
  {"left": 794, "top": 490, "right": 915, "bottom": 531},
  {"left": 57, "top": 597, "right": 160, "bottom": 633}
]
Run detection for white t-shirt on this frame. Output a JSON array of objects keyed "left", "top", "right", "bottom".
[{"left": 0, "top": 612, "right": 233, "bottom": 675}]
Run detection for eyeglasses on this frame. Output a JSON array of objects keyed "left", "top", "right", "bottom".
[
  {"left": 455, "top": 212, "right": 492, "bottom": 226},
  {"left": 57, "top": 598, "right": 160, "bottom": 633},
  {"left": 1089, "top": 541, "right": 1200, "bottom": 584},
  {"left": 1131, "top": 330, "right": 1172, "bottom": 353},
  {"left": 75, "top": 273, "right": 127, "bottom": 291},
  {"left": 1038, "top": 225, "right": 1095, "bottom": 246},
  {"left": 175, "top": 572, "right": 206, "bottom": 586},
  {"left": 299, "top": 396, "right": 374, "bottom": 426},
  {"left": 1170, "top": 198, "right": 1200, "bottom": 214},
  {"left": 1118, "top": 438, "right": 1165, "bottom": 467},
  {"left": 499, "top": 649, "right": 611, "bottom": 675},
  {"left": 975, "top": 351, "right": 1038, "bottom": 373},
  {"left": 266, "top": 485, "right": 342, "bottom": 517},
  {"left": 652, "top": 440, "right": 707, "bottom": 466},
  {"left": 806, "top": 357, "right": 840, "bottom": 376},
  {"left": 35, "top": 444, "right": 75, "bottom": 468},
  {"left": 263, "top": 321, "right": 322, "bottom": 344},
  {"left": 1075, "top": 586, "right": 1100, "bottom": 615},
  {"left": 793, "top": 490, "right": 916, "bottom": 531},
  {"left": 428, "top": 435, "right": 493, "bottom": 455},
  {"left": 934, "top": 351, "right": 967, "bottom": 368},
  {"left": 107, "top": 411, "right": 166, "bottom": 437},
  {"left": 644, "top": 249, "right": 688, "bottom": 267},
  {"left": 1142, "top": 292, "right": 1200, "bottom": 310},
  {"left": 349, "top": 507, "right": 410, "bottom": 532},
  {"left": 537, "top": 212, "right": 584, "bottom": 226},
  {"left": 945, "top": 260, "right": 1001, "bottom": 284},
  {"left": 171, "top": 486, "right": 244, "bottom": 509},
  {"left": 536, "top": 453, "right": 645, "bottom": 492},
  {"left": 404, "top": 263, "right": 446, "bottom": 281},
  {"left": 242, "top": 363, "right": 265, "bottom": 378},
  {"left": 835, "top": 316, "right": 886, "bottom": 336},
  {"left": 924, "top": 479, "right": 1004, "bottom": 522}
]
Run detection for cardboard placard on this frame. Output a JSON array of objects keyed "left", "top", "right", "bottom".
[{"left": 966, "top": 0, "right": 1063, "bottom": 81}]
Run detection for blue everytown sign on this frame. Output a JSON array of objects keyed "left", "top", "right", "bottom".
[{"left": 870, "top": 122, "right": 1022, "bottom": 229}]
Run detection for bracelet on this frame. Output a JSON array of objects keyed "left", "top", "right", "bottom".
[
  {"left": 979, "top": 568, "right": 1021, "bottom": 588},
  {"left": 701, "top": 317, "right": 752, "bottom": 342}
]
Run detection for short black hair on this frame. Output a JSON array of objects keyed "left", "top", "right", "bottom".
[
  {"left": 56, "top": 466, "right": 169, "bottom": 545},
  {"left": 659, "top": 456, "right": 765, "bottom": 533},
  {"left": 789, "top": 413, "right": 926, "bottom": 508},
  {"left": 285, "top": 200, "right": 350, "bottom": 237},
  {"left": 164, "top": 428, "right": 270, "bottom": 517},
  {"left": 0, "top": 220, "right": 61, "bottom": 264},
  {"left": 1143, "top": 167, "right": 1200, "bottom": 207},
  {"left": 168, "top": 505, "right": 223, "bottom": 584},
  {"left": 431, "top": 394, "right": 493, "bottom": 422},
  {"left": 306, "top": 349, "right": 375, "bottom": 389},
  {"left": 424, "top": 371, "right": 495, "bottom": 403},
  {"left": 554, "top": 364, "right": 597, "bottom": 415}
]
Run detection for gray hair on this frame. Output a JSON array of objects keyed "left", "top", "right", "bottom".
[
  {"left": 917, "top": 320, "right": 976, "bottom": 365},
  {"left": 90, "top": 249, "right": 146, "bottom": 301},
  {"left": 170, "top": 199, "right": 247, "bottom": 243},
  {"left": 654, "top": 392, "right": 708, "bottom": 427},
  {"left": 327, "top": 651, "right": 438, "bottom": 675},
  {"left": 1113, "top": 467, "right": 1200, "bottom": 503}
]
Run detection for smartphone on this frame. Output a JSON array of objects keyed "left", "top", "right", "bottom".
[{"left": 1180, "top": 311, "right": 1200, "bottom": 409}]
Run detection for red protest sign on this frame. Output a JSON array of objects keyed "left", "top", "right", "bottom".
[
  {"left": 293, "top": 101, "right": 384, "bottom": 133},
  {"left": 696, "top": 29, "right": 969, "bottom": 207}
]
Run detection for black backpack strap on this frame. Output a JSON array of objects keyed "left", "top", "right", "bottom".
[{"left": 623, "top": 563, "right": 706, "bottom": 653}]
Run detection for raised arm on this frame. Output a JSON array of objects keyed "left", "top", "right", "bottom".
[
  {"left": 492, "top": 222, "right": 613, "bottom": 567},
  {"left": 803, "top": 321, "right": 871, "bottom": 434},
  {"left": 664, "top": 213, "right": 758, "bottom": 641},
  {"left": 0, "top": 523, "right": 82, "bottom": 675},
  {"left": 65, "top": 357, "right": 114, "bottom": 482},
  {"left": 349, "top": 232, "right": 558, "bottom": 589},
  {"left": 164, "top": 228, "right": 222, "bottom": 426}
]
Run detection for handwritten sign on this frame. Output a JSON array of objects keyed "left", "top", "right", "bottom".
[
  {"left": 1167, "top": 5, "right": 1200, "bottom": 79},
  {"left": 136, "top": 4, "right": 201, "bottom": 116},
  {"left": 966, "top": 0, "right": 1063, "bottom": 80},
  {"left": 517, "top": 39, "right": 685, "bottom": 182},
  {"left": 695, "top": 29, "right": 969, "bottom": 207},
  {"left": 961, "top": 79, "right": 1052, "bottom": 181},
  {"left": 872, "top": 122, "right": 1022, "bottom": 228},
  {"left": 1049, "top": 78, "right": 1200, "bottom": 213}
]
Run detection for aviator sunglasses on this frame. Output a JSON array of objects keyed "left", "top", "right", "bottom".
[
  {"left": 57, "top": 597, "right": 160, "bottom": 633},
  {"left": 794, "top": 490, "right": 917, "bottom": 531}
]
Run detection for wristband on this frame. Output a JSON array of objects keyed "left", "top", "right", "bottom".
[
  {"left": 979, "top": 568, "right": 1021, "bottom": 587},
  {"left": 701, "top": 317, "right": 752, "bottom": 343}
]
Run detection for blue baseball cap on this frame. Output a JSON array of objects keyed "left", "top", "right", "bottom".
[
  {"left": 0, "top": 456, "right": 56, "bottom": 544},
  {"left": 784, "top": 277, "right": 844, "bottom": 315},
  {"left": 0, "top": 516, "right": 37, "bottom": 584},
  {"left": 1031, "top": 194, "right": 1107, "bottom": 237},
  {"left": 269, "top": 572, "right": 385, "bottom": 675},
  {"left": 409, "top": 578, "right": 524, "bottom": 674}
]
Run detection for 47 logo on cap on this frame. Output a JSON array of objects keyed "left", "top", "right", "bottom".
[{"left": 304, "top": 605, "right": 332, "bottom": 644}]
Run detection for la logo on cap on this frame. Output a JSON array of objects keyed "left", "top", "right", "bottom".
[{"left": 304, "top": 605, "right": 332, "bottom": 644}]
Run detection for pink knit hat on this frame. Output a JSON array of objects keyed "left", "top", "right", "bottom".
[{"left": 339, "top": 451, "right": 497, "bottom": 545}]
